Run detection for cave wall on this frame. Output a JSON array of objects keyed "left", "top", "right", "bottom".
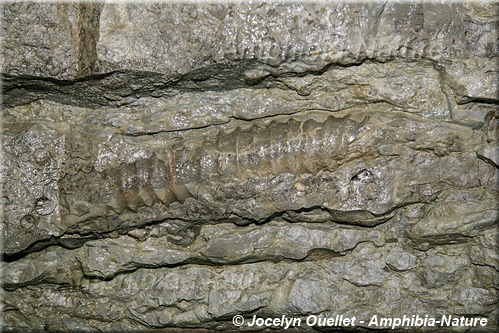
[{"left": 1, "top": 1, "right": 498, "bottom": 332}]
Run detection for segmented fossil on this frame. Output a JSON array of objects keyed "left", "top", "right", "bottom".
[
  {"left": 6, "top": 111, "right": 479, "bottom": 255},
  {"left": 60, "top": 114, "right": 366, "bottom": 219}
]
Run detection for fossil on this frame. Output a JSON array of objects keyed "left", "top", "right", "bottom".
[
  {"left": 52, "top": 110, "right": 477, "bottom": 233},
  {"left": 5, "top": 110, "right": 478, "bottom": 256},
  {"left": 59, "top": 114, "right": 367, "bottom": 221}
]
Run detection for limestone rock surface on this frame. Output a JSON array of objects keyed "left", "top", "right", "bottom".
[{"left": 1, "top": 1, "right": 498, "bottom": 332}]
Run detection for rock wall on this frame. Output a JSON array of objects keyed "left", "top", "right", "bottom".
[{"left": 1, "top": 1, "right": 498, "bottom": 332}]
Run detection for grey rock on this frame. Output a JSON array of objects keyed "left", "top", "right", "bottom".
[
  {"left": 408, "top": 188, "right": 499, "bottom": 248},
  {"left": 1, "top": 2, "right": 102, "bottom": 79},
  {"left": 385, "top": 246, "right": 418, "bottom": 272},
  {"left": 77, "top": 237, "right": 191, "bottom": 279},
  {"left": 1, "top": 1, "right": 498, "bottom": 332},
  {"left": 199, "top": 222, "right": 384, "bottom": 262},
  {"left": 1, "top": 221, "right": 383, "bottom": 287},
  {"left": 469, "top": 228, "right": 499, "bottom": 271},
  {"left": 445, "top": 58, "right": 499, "bottom": 103},
  {"left": 3, "top": 110, "right": 491, "bottom": 254},
  {"left": 94, "top": 2, "right": 496, "bottom": 74},
  {"left": 4, "top": 252, "right": 497, "bottom": 331}
]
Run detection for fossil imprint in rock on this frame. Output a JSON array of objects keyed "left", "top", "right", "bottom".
[
  {"left": 6, "top": 110, "right": 478, "bottom": 255},
  {"left": 101, "top": 115, "right": 364, "bottom": 210},
  {"left": 56, "top": 111, "right": 470, "bottom": 227},
  {"left": 58, "top": 114, "right": 368, "bottom": 222}
]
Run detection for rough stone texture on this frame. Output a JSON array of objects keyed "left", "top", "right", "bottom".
[{"left": 1, "top": 1, "right": 498, "bottom": 332}]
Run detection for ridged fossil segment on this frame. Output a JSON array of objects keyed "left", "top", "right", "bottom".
[
  {"left": 103, "top": 154, "right": 177, "bottom": 213},
  {"left": 175, "top": 115, "right": 363, "bottom": 183},
  {"left": 60, "top": 114, "right": 365, "bottom": 222},
  {"left": 52, "top": 111, "right": 482, "bottom": 231},
  {"left": 3, "top": 108, "right": 491, "bottom": 256}
]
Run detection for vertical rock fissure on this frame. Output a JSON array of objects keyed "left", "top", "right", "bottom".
[{"left": 76, "top": 2, "right": 103, "bottom": 77}]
